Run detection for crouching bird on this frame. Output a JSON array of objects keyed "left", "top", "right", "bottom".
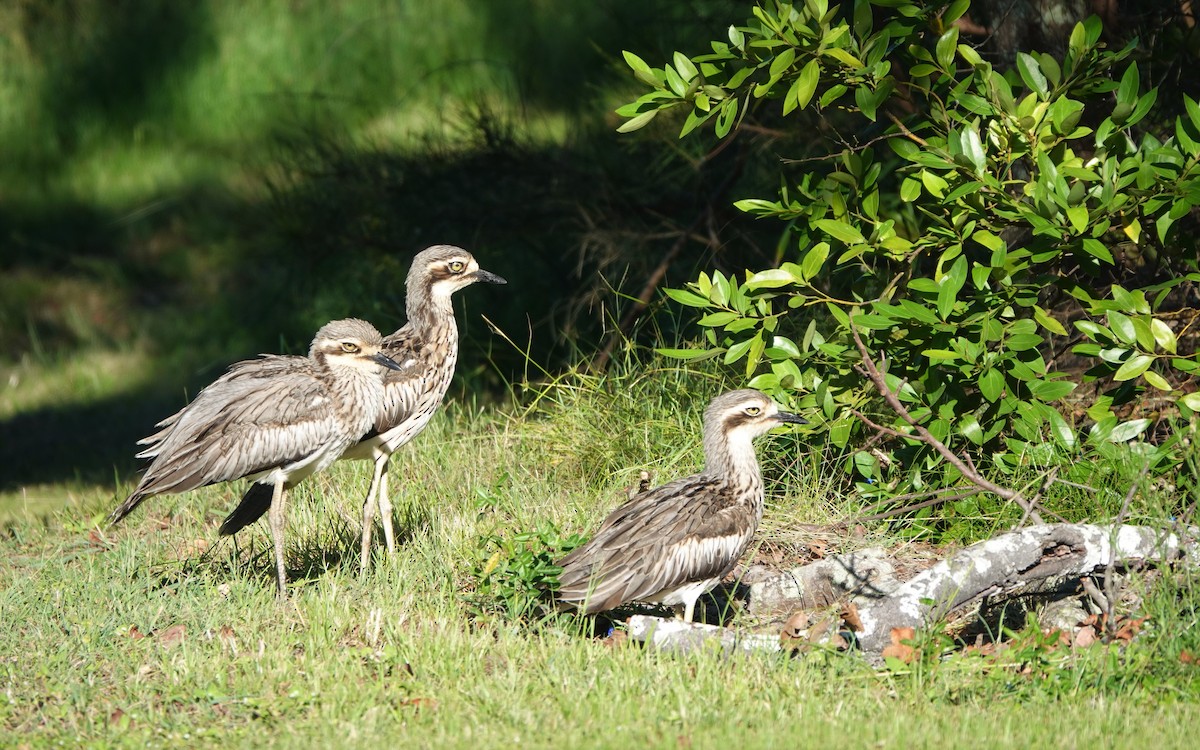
[
  {"left": 109, "top": 318, "right": 404, "bottom": 596},
  {"left": 555, "top": 389, "right": 806, "bottom": 623}
]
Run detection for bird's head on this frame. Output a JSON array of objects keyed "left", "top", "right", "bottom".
[
  {"left": 705, "top": 389, "right": 807, "bottom": 444},
  {"left": 310, "top": 318, "right": 404, "bottom": 373},
  {"left": 408, "top": 245, "right": 507, "bottom": 303}
]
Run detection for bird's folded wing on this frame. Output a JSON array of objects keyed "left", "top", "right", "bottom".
[
  {"left": 557, "top": 478, "right": 749, "bottom": 611},
  {"left": 132, "top": 366, "right": 342, "bottom": 498},
  {"left": 135, "top": 355, "right": 305, "bottom": 458}
]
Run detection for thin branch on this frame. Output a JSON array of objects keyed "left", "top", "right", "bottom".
[
  {"left": 1102, "top": 462, "right": 1151, "bottom": 639},
  {"left": 847, "top": 309, "right": 1045, "bottom": 524}
]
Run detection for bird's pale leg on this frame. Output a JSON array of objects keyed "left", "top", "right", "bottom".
[
  {"left": 682, "top": 598, "right": 696, "bottom": 624},
  {"left": 359, "top": 458, "right": 384, "bottom": 577},
  {"left": 267, "top": 481, "right": 289, "bottom": 597},
  {"left": 377, "top": 457, "right": 396, "bottom": 556}
]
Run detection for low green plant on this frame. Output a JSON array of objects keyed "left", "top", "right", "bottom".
[{"left": 469, "top": 524, "right": 585, "bottom": 623}]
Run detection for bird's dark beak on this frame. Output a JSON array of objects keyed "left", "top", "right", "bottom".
[
  {"left": 372, "top": 352, "right": 406, "bottom": 371},
  {"left": 473, "top": 269, "right": 507, "bottom": 285},
  {"left": 774, "top": 411, "right": 808, "bottom": 425}
]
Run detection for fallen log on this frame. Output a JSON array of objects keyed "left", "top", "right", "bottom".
[{"left": 624, "top": 523, "right": 1200, "bottom": 656}]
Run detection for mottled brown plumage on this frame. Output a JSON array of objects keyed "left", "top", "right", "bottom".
[
  {"left": 218, "top": 246, "right": 506, "bottom": 574},
  {"left": 110, "top": 318, "right": 403, "bottom": 595},
  {"left": 556, "top": 390, "right": 805, "bottom": 622}
]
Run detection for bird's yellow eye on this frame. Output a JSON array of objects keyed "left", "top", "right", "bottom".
[
  {"left": 448, "top": 260, "right": 465, "bottom": 273},
  {"left": 745, "top": 406, "right": 762, "bottom": 416},
  {"left": 341, "top": 342, "right": 360, "bottom": 354}
]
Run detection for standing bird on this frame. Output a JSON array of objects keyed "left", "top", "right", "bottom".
[
  {"left": 218, "top": 245, "right": 506, "bottom": 574},
  {"left": 555, "top": 389, "right": 806, "bottom": 623},
  {"left": 109, "top": 318, "right": 404, "bottom": 595}
]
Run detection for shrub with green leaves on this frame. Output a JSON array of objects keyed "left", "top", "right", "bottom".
[{"left": 618, "top": 0, "right": 1200, "bottom": 508}]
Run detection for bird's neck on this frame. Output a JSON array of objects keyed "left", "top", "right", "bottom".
[
  {"left": 405, "top": 287, "right": 459, "bottom": 339},
  {"left": 704, "top": 430, "right": 764, "bottom": 504}
]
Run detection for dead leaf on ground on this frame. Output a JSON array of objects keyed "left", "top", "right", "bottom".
[
  {"left": 156, "top": 624, "right": 186, "bottom": 648},
  {"left": 87, "top": 529, "right": 111, "bottom": 550},
  {"left": 841, "top": 603, "right": 864, "bottom": 632},
  {"left": 216, "top": 625, "right": 237, "bottom": 655},
  {"left": 1180, "top": 650, "right": 1197, "bottom": 665},
  {"left": 807, "top": 539, "right": 830, "bottom": 559},
  {"left": 185, "top": 538, "right": 210, "bottom": 556},
  {"left": 127, "top": 626, "right": 147, "bottom": 640},
  {"left": 602, "top": 630, "right": 628, "bottom": 648},
  {"left": 1072, "top": 625, "right": 1098, "bottom": 649},
  {"left": 1113, "top": 616, "right": 1149, "bottom": 643},
  {"left": 400, "top": 697, "right": 437, "bottom": 711},
  {"left": 881, "top": 626, "right": 916, "bottom": 664},
  {"left": 780, "top": 611, "right": 809, "bottom": 640}
]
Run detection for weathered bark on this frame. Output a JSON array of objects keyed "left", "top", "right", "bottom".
[
  {"left": 851, "top": 523, "right": 1197, "bottom": 652},
  {"left": 624, "top": 523, "right": 1199, "bottom": 656}
]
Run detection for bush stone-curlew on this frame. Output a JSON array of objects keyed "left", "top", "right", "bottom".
[{"left": 555, "top": 389, "right": 806, "bottom": 623}]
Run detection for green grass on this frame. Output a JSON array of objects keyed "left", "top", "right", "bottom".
[
  {"left": 3, "top": 3, "right": 1199, "bottom": 744},
  {"left": 2, "top": 360, "right": 1199, "bottom": 747}
]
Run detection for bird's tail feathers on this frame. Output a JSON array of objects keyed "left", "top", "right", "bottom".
[{"left": 219, "top": 482, "right": 274, "bottom": 536}]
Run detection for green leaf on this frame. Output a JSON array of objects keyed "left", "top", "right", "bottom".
[
  {"left": 1016, "top": 53, "right": 1048, "bottom": 98},
  {"left": 734, "top": 198, "right": 782, "bottom": 214},
  {"left": 746, "top": 268, "right": 799, "bottom": 289},
  {"left": 698, "top": 311, "right": 740, "bottom": 327},
  {"left": 1186, "top": 95, "right": 1200, "bottom": 137},
  {"left": 978, "top": 369, "right": 1004, "bottom": 402},
  {"left": 784, "top": 59, "right": 821, "bottom": 115},
  {"left": 724, "top": 336, "right": 754, "bottom": 364},
  {"left": 1033, "top": 306, "right": 1068, "bottom": 336},
  {"left": 1113, "top": 353, "right": 1154, "bottom": 381},
  {"left": 959, "top": 414, "right": 984, "bottom": 445},
  {"left": 769, "top": 47, "right": 796, "bottom": 78},
  {"left": 801, "top": 242, "right": 829, "bottom": 280},
  {"left": 814, "top": 219, "right": 866, "bottom": 245},
  {"left": 1027, "top": 379, "right": 1076, "bottom": 401},
  {"left": 1180, "top": 392, "right": 1200, "bottom": 412},
  {"left": 715, "top": 98, "right": 739, "bottom": 138},
  {"left": 1043, "top": 407, "right": 1076, "bottom": 450},
  {"left": 937, "top": 256, "right": 967, "bottom": 320},
  {"left": 960, "top": 126, "right": 986, "bottom": 174},
  {"left": 664, "top": 287, "right": 710, "bottom": 307},
  {"left": 922, "top": 349, "right": 959, "bottom": 360},
  {"left": 900, "top": 177, "right": 921, "bottom": 202},
  {"left": 617, "top": 110, "right": 659, "bottom": 133},
  {"left": 745, "top": 331, "right": 766, "bottom": 378},
  {"left": 1080, "top": 238, "right": 1114, "bottom": 264},
  {"left": 1108, "top": 418, "right": 1150, "bottom": 443},
  {"left": 935, "top": 27, "right": 959, "bottom": 71},
  {"left": 1116, "top": 62, "right": 1139, "bottom": 106},
  {"left": 920, "top": 170, "right": 948, "bottom": 198},
  {"left": 1006, "top": 333, "right": 1043, "bottom": 351},
  {"left": 1150, "top": 319, "right": 1177, "bottom": 353},
  {"left": 1142, "top": 369, "right": 1172, "bottom": 391},
  {"left": 1107, "top": 311, "right": 1137, "bottom": 345},
  {"left": 1066, "top": 205, "right": 1088, "bottom": 234},
  {"left": 623, "top": 50, "right": 659, "bottom": 86}
]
